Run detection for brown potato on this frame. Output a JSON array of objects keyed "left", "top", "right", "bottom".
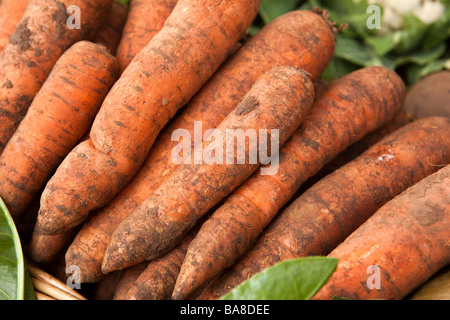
[{"left": 404, "top": 70, "right": 450, "bottom": 119}]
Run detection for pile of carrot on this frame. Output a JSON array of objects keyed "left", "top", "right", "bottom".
[{"left": 0, "top": 0, "right": 448, "bottom": 301}]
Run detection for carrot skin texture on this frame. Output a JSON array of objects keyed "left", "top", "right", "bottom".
[
  {"left": 0, "top": 41, "right": 119, "bottom": 219},
  {"left": 0, "top": 0, "right": 28, "bottom": 53},
  {"left": 313, "top": 163, "right": 450, "bottom": 300},
  {"left": 173, "top": 66, "right": 407, "bottom": 300},
  {"left": 36, "top": 0, "right": 261, "bottom": 235},
  {"left": 0, "top": 0, "right": 113, "bottom": 152},
  {"left": 125, "top": 227, "right": 198, "bottom": 300},
  {"left": 102, "top": 66, "right": 315, "bottom": 274},
  {"left": 64, "top": 9, "right": 335, "bottom": 284},
  {"left": 27, "top": 225, "right": 78, "bottom": 265},
  {"left": 195, "top": 116, "right": 450, "bottom": 300},
  {"left": 115, "top": 0, "right": 178, "bottom": 72},
  {"left": 112, "top": 263, "right": 148, "bottom": 300},
  {"left": 94, "top": 0, "right": 129, "bottom": 55}
]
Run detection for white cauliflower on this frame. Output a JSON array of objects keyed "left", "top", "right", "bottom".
[{"left": 365, "top": 0, "right": 446, "bottom": 34}]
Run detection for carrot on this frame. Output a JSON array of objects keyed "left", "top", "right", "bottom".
[
  {"left": 112, "top": 263, "right": 148, "bottom": 300},
  {"left": 35, "top": 0, "right": 260, "bottom": 236},
  {"left": 93, "top": 271, "right": 124, "bottom": 300},
  {"left": 195, "top": 116, "right": 450, "bottom": 300},
  {"left": 172, "top": 66, "right": 407, "bottom": 300},
  {"left": 312, "top": 163, "right": 450, "bottom": 300},
  {"left": 0, "top": 41, "right": 119, "bottom": 219},
  {"left": 0, "top": 0, "right": 113, "bottom": 153},
  {"left": 102, "top": 66, "right": 315, "bottom": 274},
  {"left": 295, "top": 110, "right": 412, "bottom": 196},
  {"left": 0, "top": 0, "right": 28, "bottom": 53},
  {"left": 94, "top": 0, "right": 129, "bottom": 55},
  {"left": 114, "top": 214, "right": 209, "bottom": 299},
  {"left": 27, "top": 224, "right": 78, "bottom": 266},
  {"left": 64, "top": 9, "right": 336, "bottom": 284},
  {"left": 115, "top": 0, "right": 178, "bottom": 72},
  {"left": 125, "top": 220, "right": 204, "bottom": 300}
]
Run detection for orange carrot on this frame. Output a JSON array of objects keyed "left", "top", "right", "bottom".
[
  {"left": 313, "top": 163, "right": 450, "bottom": 300},
  {"left": 0, "top": 0, "right": 113, "bottom": 152},
  {"left": 195, "top": 116, "right": 450, "bottom": 300},
  {"left": 0, "top": 41, "right": 119, "bottom": 219},
  {"left": 94, "top": 0, "right": 129, "bottom": 55},
  {"left": 125, "top": 219, "right": 205, "bottom": 300},
  {"left": 27, "top": 226, "right": 78, "bottom": 266},
  {"left": 172, "top": 66, "right": 407, "bottom": 300},
  {"left": 112, "top": 263, "right": 148, "bottom": 300},
  {"left": 0, "top": 0, "right": 28, "bottom": 53},
  {"left": 102, "top": 66, "right": 315, "bottom": 274},
  {"left": 36, "top": 0, "right": 260, "bottom": 236},
  {"left": 93, "top": 271, "right": 124, "bottom": 300},
  {"left": 295, "top": 110, "right": 412, "bottom": 196},
  {"left": 64, "top": 9, "right": 336, "bottom": 284},
  {"left": 115, "top": 0, "right": 178, "bottom": 72}
]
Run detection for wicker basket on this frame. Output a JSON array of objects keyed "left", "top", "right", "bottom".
[{"left": 27, "top": 262, "right": 86, "bottom": 300}]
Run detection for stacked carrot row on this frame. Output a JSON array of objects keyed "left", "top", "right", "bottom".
[{"left": 0, "top": 0, "right": 448, "bottom": 300}]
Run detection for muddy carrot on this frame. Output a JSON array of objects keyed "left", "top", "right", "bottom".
[
  {"left": 178, "top": 66, "right": 407, "bottom": 300},
  {"left": 94, "top": 0, "right": 129, "bottom": 55},
  {"left": 112, "top": 263, "right": 148, "bottom": 300},
  {"left": 102, "top": 66, "right": 315, "bottom": 273},
  {"left": 125, "top": 219, "right": 206, "bottom": 300},
  {"left": 295, "top": 110, "right": 412, "bottom": 196},
  {"left": 93, "top": 271, "right": 123, "bottom": 300},
  {"left": 0, "top": 0, "right": 113, "bottom": 152},
  {"left": 0, "top": 41, "right": 119, "bottom": 219},
  {"left": 313, "top": 163, "right": 450, "bottom": 300},
  {"left": 195, "top": 116, "right": 450, "bottom": 300},
  {"left": 0, "top": 0, "right": 28, "bottom": 53},
  {"left": 115, "top": 0, "right": 178, "bottom": 72},
  {"left": 36, "top": 0, "right": 260, "bottom": 236},
  {"left": 27, "top": 225, "right": 78, "bottom": 266},
  {"left": 64, "top": 9, "right": 336, "bottom": 284}
]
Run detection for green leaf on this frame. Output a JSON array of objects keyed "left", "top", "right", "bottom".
[
  {"left": 220, "top": 257, "right": 338, "bottom": 300},
  {"left": 334, "top": 34, "right": 396, "bottom": 69},
  {"left": 422, "top": 8, "right": 450, "bottom": 50},
  {"left": 0, "top": 197, "right": 31, "bottom": 300},
  {"left": 259, "top": 0, "right": 303, "bottom": 24},
  {"left": 407, "top": 58, "right": 450, "bottom": 85},
  {"left": 365, "top": 33, "right": 400, "bottom": 56},
  {"left": 395, "top": 43, "right": 446, "bottom": 67},
  {"left": 321, "top": 56, "right": 359, "bottom": 81}
]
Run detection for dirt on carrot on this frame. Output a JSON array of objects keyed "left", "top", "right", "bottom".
[
  {"left": 0, "top": 0, "right": 113, "bottom": 153},
  {"left": 64, "top": 9, "right": 336, "bottom": 284},
  {"left": 0, "top": 0, "right": 28, "bottom": 54},
  {"left": 0, "top": 41, "right": 119, "bottom": 219},
  {"left": 195, "top": 116, "right": 450, "bottom": 300},
  {"left": 172, "top": 66, "right": 407, "bottom": 300},
  {"left": 35, "top": 0, "right": 260, "bottom": 236},
  {"left": 312, "top": 163, "right": 450, "bottom": 300},
  {"left": 94, "top": 0, "right": 129, "bottom": 55},
  {"left": 115, "top": 0, "right": 178, "bottom": 72},
  {"left": 101, "top": 66, "right": 315, "bottom": 274}
]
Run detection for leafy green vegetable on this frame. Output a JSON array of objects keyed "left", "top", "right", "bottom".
[
  {"left": 252, "top": 0, "right": 450, "bottom": 85},
  {"left": 220, "top": 257, "right": 338, "bottom": 300},
  {"left": 0, "top": 197, "right": 35, "bottom": 300},
  {"left": 259, "top": 0, "right": 303, "bottom": 24}
]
